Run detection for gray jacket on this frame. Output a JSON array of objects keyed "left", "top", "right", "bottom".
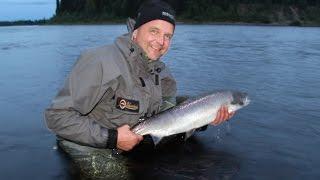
[{"left": 45, "top": 21, "right": 177, "bottom": 148}]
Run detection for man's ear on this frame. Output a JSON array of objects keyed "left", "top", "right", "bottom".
[{"left": 132, "top": 30, "right": 138, "bottom": 41}]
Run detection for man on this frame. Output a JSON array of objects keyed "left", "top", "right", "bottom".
[{"left": 45, "top": 0, "right": 233, "bottom": 152}]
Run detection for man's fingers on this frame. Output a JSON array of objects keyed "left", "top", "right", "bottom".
[
  {"left": 124, "top": 124, "right": 130, "bottom": 128},
  {"left": 222, "top": 106, "right": 228, "bottom": 120},
  {"left": 212, "top": 106, "right": 236, "bottom": 126},
  {"left": 219, "top": 106, "right": 226, "bottom": 123},
  {"left": 137, "top": 135, "right": 143, "bottom": 141},
  {"left": 225, "top": 107, "right": 231, "bottom": 120},
  {"left": 213, "top": 108, "right": 221, "bottom": 125},
  {"left": 215, "top": 106, "right": 229, "bottom": 125},
  {"left": 220, "top": 107, "right": 226, "bottom": 123},
  {"left": 117, "top": 124, "right": 144, "bottom": 151}
]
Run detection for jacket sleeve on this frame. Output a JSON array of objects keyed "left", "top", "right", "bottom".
[
  {"left": 160, "top": 65, "right": 177, "bottom": 112},
  {"left": 45, "top": 49, "right": 120, "bottom": 148},
  {"left": 45, "top": 108, "right": 116, "bottom": 148}
]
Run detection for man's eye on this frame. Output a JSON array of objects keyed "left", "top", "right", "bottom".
[
  {"left": 164, "top": 34, "right": 172, "bottom": 40},
  {"left": 150, "top": 29, "right": 158, "bottom": 35}
]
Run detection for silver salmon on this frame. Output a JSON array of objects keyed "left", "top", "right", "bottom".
[{"left": 132, "top": 90, "right": 250, "bottom": 144}]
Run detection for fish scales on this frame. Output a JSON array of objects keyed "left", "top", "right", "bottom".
[{"left": 132, "top": 90, "right": 250, "bottom": 144}]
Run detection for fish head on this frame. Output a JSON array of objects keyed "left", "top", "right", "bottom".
[{"left": 228, "top": 91, "right": 250, "bottom": 112}]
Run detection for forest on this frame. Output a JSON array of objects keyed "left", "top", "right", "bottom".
[
  {"left": 51, "top": 0, "right": 320, "bottom": 25},
  {"left": 3, "top": 0, "right": 319, "bottom": 26}
]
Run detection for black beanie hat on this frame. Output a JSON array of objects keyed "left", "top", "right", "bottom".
[{"left": 134, "top": 0, "right": 176, "bottom": 30}]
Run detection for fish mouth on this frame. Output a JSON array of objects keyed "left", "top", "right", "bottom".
[
  {"left": 243, "top": 96, "right": 251, "bottom": 106},
  {"left": 231, "top": 91, "right": 250, "bottom": 106}
]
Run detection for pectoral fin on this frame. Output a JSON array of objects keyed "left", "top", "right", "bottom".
[
  {"left": 150, "top": 135, "right": 163, "bottom": 145},
  {"left": 185, "top": 129, "right": 196, "bottom": 140}
]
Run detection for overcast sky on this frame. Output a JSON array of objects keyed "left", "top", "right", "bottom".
[{"left": 0, "top": 0, "right": 55, "bottom": 21}]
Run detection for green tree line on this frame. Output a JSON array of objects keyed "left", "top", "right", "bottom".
[{"left": 51, "top": 0, "right": 320, "bottom": 25}]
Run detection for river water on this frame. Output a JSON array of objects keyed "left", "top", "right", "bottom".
[{"left": 0, "top": 24, "right": 320, "bottom": 179}]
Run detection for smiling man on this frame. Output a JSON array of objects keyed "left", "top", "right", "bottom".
[
  {"left": 45, "top": 0, "right": 233, "bottom": 153},
  {"left": 132, "top": 4, "right": 175, "bottom": 61}
]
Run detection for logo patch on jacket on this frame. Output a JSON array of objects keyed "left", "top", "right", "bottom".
[{"left": 116, "top": 97, "right": 139, "bottom": 113}]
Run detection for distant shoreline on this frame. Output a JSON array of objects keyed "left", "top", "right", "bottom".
[{"left": 1, "top": 19, "right": 320, "bottom": 27}]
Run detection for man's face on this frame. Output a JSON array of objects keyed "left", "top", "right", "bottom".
[{"left": 132, "top": 20, "right": 174, "bottom": 61}]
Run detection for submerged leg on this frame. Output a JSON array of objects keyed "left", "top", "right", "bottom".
[{"left": 57, "top": 138, "right": 131, "bottom": 179}]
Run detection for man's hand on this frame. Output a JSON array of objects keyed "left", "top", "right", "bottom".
[
  {"left": 117, "top": 124, "right": 143, "bottom": 151},
  {"left": 211, "top": 106, "right": 235, "bottom": 126}
]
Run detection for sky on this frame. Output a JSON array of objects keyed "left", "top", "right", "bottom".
[{"left": 0, "top": 0, "right": 56, "bottom": 21}]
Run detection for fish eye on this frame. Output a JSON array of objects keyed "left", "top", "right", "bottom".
[{"left": 231, "top": 100, "right": 238, "bottom": 105}]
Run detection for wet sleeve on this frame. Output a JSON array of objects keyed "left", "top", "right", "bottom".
[
  {"left": 45, "top": 108, "right": 117, "bottom": 148},
  {"left": 160, "top": 66, "right": 177, "bottom": 112}
]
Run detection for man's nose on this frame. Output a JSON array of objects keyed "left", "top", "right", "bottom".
[{"left": 156, "top": 35, "right": 165, "bottom": 46}]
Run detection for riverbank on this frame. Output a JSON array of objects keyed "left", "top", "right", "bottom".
[
  {"left": 1, "top": 19, "right": 320, "bottom": 27},
  {"left": 47, "top": 1, "right": 320, "bottom": 28},
  {"left": 0, "top": 19, "right": 47, "bottom": 26}
]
